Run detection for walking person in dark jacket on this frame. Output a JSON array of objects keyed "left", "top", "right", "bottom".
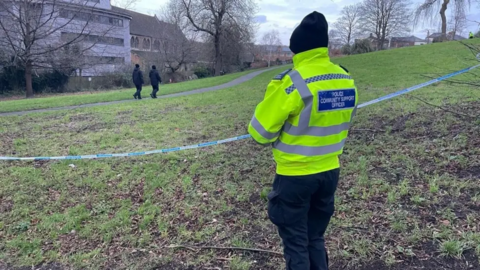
[
  {"left": 132, "top": 64, "right": 144, "bottom": 99},
  {"left": 149, "top": 65, "right": 162, "bottom": 98}
]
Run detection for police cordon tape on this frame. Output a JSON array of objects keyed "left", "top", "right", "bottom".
[{"left": 1, "top": 63, "right": 480, "bottom": 161}]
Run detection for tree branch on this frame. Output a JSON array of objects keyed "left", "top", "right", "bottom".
[
  {"left": 410, "top": 96, "right": 479, "bottom": 119},
  {"left": 165, "top": 245, "right": 283, "bottom": 256},
  {"left": 181, "top": 0, "right": 215, "bottom": 36}
]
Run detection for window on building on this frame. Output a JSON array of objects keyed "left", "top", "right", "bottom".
[
  {"left": 135, "top": 37, "right": 139, "bottom": 48},
  {"left": 59, "top": 9, "right": 69, "bottom": 18},
  {"left": 130, "top": 36, "right": 135, "bottom": 48},
  {"left": 153, "top": 40, "right": 160, "bottom": 51},
  {"left": 84, "top": 56, "right": 124, "bottom": 64},
  {"left": 142, "top": 38, "right": 150, "bottom": 50},
  {"left": 61, "top": 32, "right": 124, "bottom": 47},
  {"left": 59, "top": 8, "right": 123, "bottom": 27}
]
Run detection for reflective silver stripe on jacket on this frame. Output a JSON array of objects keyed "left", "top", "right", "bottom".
[
  {"left": 273, "top": 138, "right": 346, "bottom": 156},
  {"left": 250, "top": 115, "right": 280, "bottom": 140}
]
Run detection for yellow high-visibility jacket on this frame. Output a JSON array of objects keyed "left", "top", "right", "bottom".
[{"left": 248, "top": 48, "right": 358, "bottom": 176}]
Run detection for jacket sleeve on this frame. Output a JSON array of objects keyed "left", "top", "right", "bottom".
[
  {"left": 157, "top": 72, "right": 161, "bottom": 83},
  {"left": 140, "top": 71, "right": 144, "bottom": 84},
  {"left": 248, "top": 78, "right": 299, "bottom": 145}
]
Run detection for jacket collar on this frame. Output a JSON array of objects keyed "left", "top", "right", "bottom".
[{"left": 293, "top": 47, "right": 330, "bottom": 68}]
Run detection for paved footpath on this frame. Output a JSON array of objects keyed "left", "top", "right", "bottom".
[{"left": 0, "top": 67, "right": 283, "bottom": 117}]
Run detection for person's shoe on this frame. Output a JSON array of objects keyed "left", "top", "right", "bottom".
[
  {"left": 138, "top": 96, "right": 142, "bottom": 100},
  {"left": 150, "top": 93, "right": 153, "bottom": 98},
  {"left": 133, "top": 95, "right": 137, "bottom": 99},
  {"left": 153, "top": 95, "right": 158, "bottom": 99}
]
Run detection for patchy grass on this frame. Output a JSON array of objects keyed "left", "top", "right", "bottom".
[
  {"left": 334, "top": 39, "right": 480, "bottom": 92},
  {"left": 1, "top": 40, "right": 480, "bottom": 270},
  {"left": 0, "top": 67, "right": 268, "bottom": 113}
]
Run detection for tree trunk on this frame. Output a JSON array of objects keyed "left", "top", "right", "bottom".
[
  {"left": 25, "top": 60, "right": 34, "bottom": 98},
  {"left": 24, "top": 20, "right": 34, "bottom": 98},
  {"left": 440, "top": 0, "right": 450, "bottom": 40},
  {"left": 214, "top": 34, "right": 221, "bottom": 76},
  {"left": 268, "top": 50, "right": 271, "bottom": 67}
]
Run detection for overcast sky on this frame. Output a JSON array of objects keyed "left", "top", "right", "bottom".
[{"left": 131, "top": 0, "right": 480, "bottom": 45}]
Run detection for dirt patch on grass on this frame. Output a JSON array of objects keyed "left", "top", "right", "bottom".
[
  {"left": 333, "top": 250, "right": 479, "bottom": 270},
  {"left": 382, "top": 101, "right": 479, "bottom": 139},
  {"left": 186, "top": 135, "right": 208, "bottom": 143},
  {"left": 358, "top": 103, "right": 480, "bottom": 180},
  {"left": 58, "top": 231, "right": 100, "bottom": 256},
  {"left": 2, "top": 250, "right": 478, "bottom": 270},
  {"left": 0, "top": 198, "right": 13, "bottom": 213},
  {"left": 0, "top": 263, "right": 69, "bottom": 270},
  {"left": 69, "top": 123, "right": 109, "bottom": 133},
  {"left": 116, "top": 110, "right": 133, "bottom": 116},
  {"left": 69, "top": 113, "right": 95, "bottom": 122}
]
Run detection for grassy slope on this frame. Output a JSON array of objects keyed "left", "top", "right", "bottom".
[
  {"left": 333, "top": 39, "right": 480, "bottom": 102},
  {"left": 0, "top": 68, "right": 262, "bottom": 113},
  {"left": 0, "top": 40, "right": 480, "bottom": 270}
]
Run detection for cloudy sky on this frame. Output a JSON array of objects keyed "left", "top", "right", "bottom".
[{"left": 131, "top": 0, "right": 480, "bottom": 45}]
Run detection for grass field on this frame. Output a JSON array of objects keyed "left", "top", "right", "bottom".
[
  {"left": 0, "top": 39, "right": 480, "bottom": 270},
  {"left": 0, "top": 68, "right": 265, "bottom": 114}
]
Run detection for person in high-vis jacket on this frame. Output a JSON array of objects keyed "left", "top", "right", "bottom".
[
  {"left": 248, "top": 11, "right": 357, "bottom": 270},
  {"left": 470, "top": 32, "right": 474, "bottom": 39}
]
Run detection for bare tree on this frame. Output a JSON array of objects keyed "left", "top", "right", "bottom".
[
  {"left": 175, "top": 0, "right": 257, "bottom": 76},
  {"left": 159, "top": 1, "right": 197, "bottom": 74},
  {"left": 449, "top": 3, "right": 467, "bottom": 38},
  {"left": 261, "top": 30, "right": 281, "bottom": 67},
  {"left": 332, "top": 3, "right": 362, "bottom": 45},
  {"left": 160, "top": 27, "right": 195, "bottom": 74},
  {"left": 359, "top": 0, "right": 412, "bottom": 50},
  {"left": 222, "top": 21, "right": 255, "bottom": 70},
  {"left": 243, "top": 41, "right": 259, "bottom": 63},
  {"left": 328, "top": 29, "right": 343, "bottom": 50},
  {"left": 161, "top": 0, "right": 192, "bottom": 35},
  {"left": 0, "top": 0, "right": 131, "bottom": 98},
  {"left": 414, "top": 0, "right": 471, "bottom": 40},
  {"left": 111, "top": 0, "right": 137, "bottom": 10}
]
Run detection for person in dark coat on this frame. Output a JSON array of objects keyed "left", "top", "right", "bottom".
[
  {"left": 132, "top": 64, "right": 144, "bottom": 99},
  {"left": 149, "top": 65, "right": 162, "bottom": 98}
]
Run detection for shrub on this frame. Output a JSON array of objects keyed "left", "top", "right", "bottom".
[
  {"left": 341, "top": 44, "right": 352, "bottom": 55},
  {"left": 0, "top": 65, "right": 71, "bottom": 94},
  {"left": 193, "top": 66, "right": 212, "bottom": 78},
  {"left": 330, "top": 48, "right": 342, "bottom": 56},
  {"left": 352, "top": 39, "right": 373, "bottom": 55}
]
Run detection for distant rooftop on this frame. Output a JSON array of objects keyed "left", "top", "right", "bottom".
[
  {"left": 391, "top": 36, "right": 427, "bottom": 42},
  {"left": 427, "top": 32, "right": 466, "bottom": 41},
  {"left": 111, "top": 6, "right": 178, "bottom": 39}
]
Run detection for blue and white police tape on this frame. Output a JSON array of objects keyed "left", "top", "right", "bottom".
[
  {"left": 0, "top": 135, "right": 253, "bottom": 161},
  {"left": 1, "top": 63, "right": 479, "bottom": 161}
]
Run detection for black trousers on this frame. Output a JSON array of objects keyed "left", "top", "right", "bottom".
[
  {"left": 268, "top": 169, "right": 340, "bottom": 270},
  {"left": 134, "top": 84, "right": 142, "bottom": 98},
  {"left": 151, "top": 84, "right": 159, "bottom": 97}
]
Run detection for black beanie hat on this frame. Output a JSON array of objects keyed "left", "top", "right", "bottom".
[{"left": 289, "top": 11, "right": 329, "bottom": 54}]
